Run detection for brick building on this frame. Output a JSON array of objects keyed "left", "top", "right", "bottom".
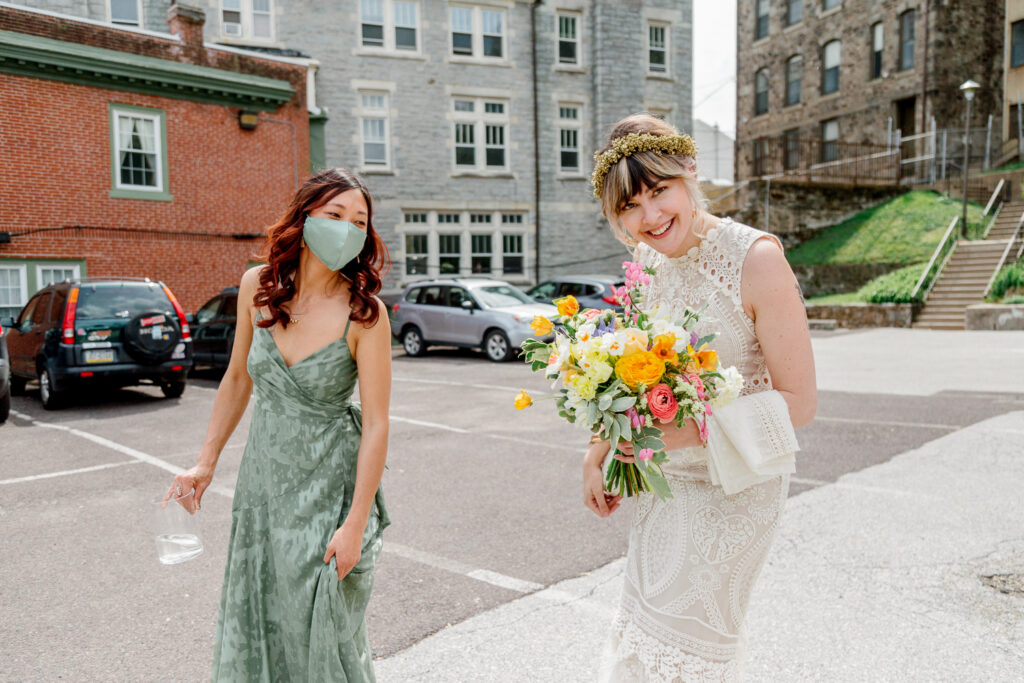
[
  {"left": 10, "top": 1, "right": 693, "bottom": 293},
  {"left": 0, "top": 4, "right": 311, "bottom": 317},
  {"left": 735, "top": 0, "right": 1005, "bottom": 183}
]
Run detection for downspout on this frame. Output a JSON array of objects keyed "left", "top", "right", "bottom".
[
  {"left": 532, "top": 0, "right": 542, "bottom": 284},
  {"left": 920, "top": 0, "right": 930, "bottom": 134}
]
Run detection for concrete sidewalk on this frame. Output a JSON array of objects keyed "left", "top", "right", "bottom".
[{"left": 375, "top": 410, "right": 1024, "bottom": 682}]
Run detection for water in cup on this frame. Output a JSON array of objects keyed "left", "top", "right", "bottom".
[{"left": 152, "top": 489, "right": 204, "bottom": 565}]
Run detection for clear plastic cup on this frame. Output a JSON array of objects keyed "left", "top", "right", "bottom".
[{"left": 152, "top": 490, "right": 204, "bottom": 565}]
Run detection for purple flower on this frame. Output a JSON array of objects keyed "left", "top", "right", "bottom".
[{"left": 690, "top": 331, "right": 699, "bottom": 347}]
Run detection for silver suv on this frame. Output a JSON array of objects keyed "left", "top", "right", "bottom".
[{"left": 392, "top": 278, "right": 558, "bottom": 362}]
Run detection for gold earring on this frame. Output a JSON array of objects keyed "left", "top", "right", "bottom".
[{"left": 301, "top": 236, "right": 306, "bottom": 248}]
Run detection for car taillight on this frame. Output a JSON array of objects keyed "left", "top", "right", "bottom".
[
  {"left": 392, "top": 304, "right": 401, "bottom": 312},
  {"left": 62, "top": 288, "right": 79, "bottom": 342},
  {"left": 162, "top": 285, "right": 191, "bottom": 340}
]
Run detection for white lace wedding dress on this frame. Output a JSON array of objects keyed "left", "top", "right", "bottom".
[{"left": 599, "top": 218, "right": 800, "bottom": 682}]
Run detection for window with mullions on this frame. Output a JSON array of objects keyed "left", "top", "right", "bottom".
[
  {"left": 404, "top": 212, "right": 427, "bottom": 223},
  {"left": 359, "top": 92, "right": 389, "bottom": 167},
  {"left": 452, "top": 97, "right": 509, "bottom": 171},
  {"left": 822, "top": 40, "right": 840, "bottom": 94},
  {"left": 362, "top": 0, "right": 384, "bottom": 46},
  {"left": 786, "top": 56, "right": 802, "bottom": 106},
  {"left": 501, "top": 214, "right": 523, "bottom": 224},
  {"left": 558, "top": 13, "right": 579, "bottom": 65},
  {"left": 755, "top": 0, "right": 769, "bottom": 40},
  {"left": 755, "top": 70, "right": 769, "bottom": 116},
  {"left": 470, "top": 213, "right": 492, "bottom": 224},
  {"left": 871, "top": 23, "right": 884, "bottom": 79},
  {"left": 361, "top": 0, "right": 418, "bottom": 51},
  {"left": 109, "top": 0, "right": 141, "bottom": 26},
  {"left": 110, "top": 104, "right": 169, "bottom": 200},
  {"left": 471, "top": 235, "right": 492, "bottom": 274},
  {"left": 559, "top": 105, "right": 581, "bottom": 172},
  {"left": 0, "top": 264, "right": 27, "bottom": 321},
  {"left": 502, "top": 234, "right": 523, "bottom": 274},
  {"left": 439, "top": 234, "right": 461, "bottom": 274},
  {"left": 37, "top": 265, "right": 80, "bottom": 288},
  {"left": 451, "top": 6, "right": 505, "bottom": 59},
  {"left": 899, "top": 10, "right": 915, "bottom": 70},
  {"left": 648, "top": 23, "right": 668, "bottom": 73},
  {"left": 786, "top": 0, "right": 802, "bottom": 26},
  {"left": 221, "top": 0, "right": 272, "bottom": 40},
  {"left": 405, "top": 234, "right": 428, "bottom": 275}
]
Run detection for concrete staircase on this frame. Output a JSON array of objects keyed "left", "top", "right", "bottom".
[{"left": 913, "top": 201, "right": 1023, "bottom": 330}]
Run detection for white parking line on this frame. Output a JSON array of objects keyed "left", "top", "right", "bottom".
[
  {"left": 8, "top": 410, "right": 236, "bottom": 498},
  {"left": 389, "top": 415, "right": 469, "bottom": 434},
  {"left": 384, "top": 542, "right": 544, "bottom": 594},
  {"left": 0, "top": 460, "right": 141, "bottom": 485},
  {"left": 394, "top": 376, "right": 539, "bottom": 394},
  {"left": 815, "top": 416, "right": 958, "bottom": 430}
]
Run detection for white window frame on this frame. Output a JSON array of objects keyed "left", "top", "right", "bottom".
[
  {"left": 35, "top": 264, "right": 81, "bottom": 289},
  {"left": 822, "top": 40, "right": 841, "bottom": 95},
  {"left": 112, "top": 107, "right": 165, "bottom": 194},
  {"left": 0, "top": 263, "right": 28, "bottom": 320},
  {"left": 403, "top": 232, "right": 429, "bottom": 276},
  {"left": 360, "top": 0, "right": 421, "bottom": 54},
  {"left": 470, "top": 233, "right": 494, "bottom": 274},
  {"left": 871, "top": 22, "right": 884, "bottom": 79},
  {"left": 821, "top": 118, "right": 839, "bottom": 162},
  {"left": 220, "top": 0, "right": 275, "bottom": 42},
  {"left": 558, "top": 104, "right": 582, "bottom": 174},
  {"left": 449, "top": 4, "right": 507, "bottom": 61},
  {"left": 452, "top": 97, "right": 510, "bottom": 172},
  {"left": 557, "top": 12, "right": 580, "bottom": 65},
  {"left": 646, "top": 21, "right": 670, "bottom": 76},
  {"left": 108, "top": 0, "right": 142, "bottom": 27},
  {"left": 396, "top": 211, "right": 529, "bottom": 282},
  {"left": 358, "top": 91, "right": 391, "bottom": 170}
]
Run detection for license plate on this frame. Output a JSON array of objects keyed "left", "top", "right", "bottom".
[{"left": 84, "top": 350, "right": 115, "bottom": 364}]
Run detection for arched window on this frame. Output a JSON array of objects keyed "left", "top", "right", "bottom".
[
  {"left": 755, "top": 69, "right": 770, "bottom": 116},
  {"left": 786, "top": 55, "right": 803, "bottom": 106},
  {"left": 822, "top": 40, "right": 841, "bottom": 94}
]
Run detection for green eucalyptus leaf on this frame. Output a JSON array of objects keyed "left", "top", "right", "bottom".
[{"left": 610, "top": 396, "right": 637, "bottom": 411}]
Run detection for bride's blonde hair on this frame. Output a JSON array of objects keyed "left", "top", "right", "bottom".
[{"left": 596, "top": 113, "right": 708, "bottom": 247}]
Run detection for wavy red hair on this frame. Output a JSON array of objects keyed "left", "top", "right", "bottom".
[{"left": 254, "top": 168, "right": 390, "bottom": 329}]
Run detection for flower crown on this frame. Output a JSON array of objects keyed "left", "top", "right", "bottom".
[{"left": 590, "top": 132, "right": 698, "bottom": 199}]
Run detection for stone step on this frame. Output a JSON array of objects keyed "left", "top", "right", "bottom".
[
  {"left": 928, "top": 293, "right": 985, "bottom": 302},
  {"left": 912, "top": 321, "right": 964, "bottom": 330},
  {"left": 808, "top": 319, "right": 837, "bottom": 331}
]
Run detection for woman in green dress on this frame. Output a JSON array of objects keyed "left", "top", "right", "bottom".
[{"left": 165, "top": 168, "right": 392, "bottom": 681}]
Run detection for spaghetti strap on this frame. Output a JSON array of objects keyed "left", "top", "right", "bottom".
[{"left": 343, "top": 314, "right": 352, "bottom": 337}]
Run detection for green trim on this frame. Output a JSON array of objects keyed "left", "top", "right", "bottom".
[
  {"left": 0, "top": 29, "right": 294, "bottom": 110},
  {"left": 108, "top": 102, "right": 173, "bottom": 202},
  {"left": 0, "top": 257, "right": 88, "bottom": 298},
  {"left": 309, "top": 110, "right": 329, "bottom": 173}
]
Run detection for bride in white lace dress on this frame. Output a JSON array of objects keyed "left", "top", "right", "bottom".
[{"left": 583, "top": 114, "right": 817, "bottom": 682}]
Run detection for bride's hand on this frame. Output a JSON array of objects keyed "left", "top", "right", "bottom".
[
  {"left": 583, "top": 441, "right": 621, "bottom": 518},
  {"left": 613, "top": 440, "right": 635, "bottom": 464},
  {"left": 659, "top": 419, "right": 703, "bottom": 450}
]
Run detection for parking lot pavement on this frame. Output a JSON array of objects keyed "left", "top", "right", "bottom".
[{"left": 1, "top": 329, "right": 1022, "bottom": 680}]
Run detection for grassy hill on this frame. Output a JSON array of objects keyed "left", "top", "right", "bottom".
[{"left": 787, "top": 190, "right": 987, "bottom": 266}]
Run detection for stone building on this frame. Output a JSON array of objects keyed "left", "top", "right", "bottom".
[
  {"left": 735, "top": 0, "right": 1005, "bottom": 183},
  {"left": 0, "top": 4, "right": 309, "bottom": 314},
  {"left": 7, "top": 0, "right": 692, "bottom": 293},
  {"left": 1004, "top": 0, "right": 1024, "bottom": 147}
]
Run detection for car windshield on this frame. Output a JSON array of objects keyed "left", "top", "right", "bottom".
[
  {"left": 77, "top": 283, "right": 172, "bottom": 319},
  {"left": 474, "top": 285, "right": 535, "bottom": 308}
]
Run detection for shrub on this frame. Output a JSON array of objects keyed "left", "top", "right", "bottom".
[
  {"left": 987, "top": 260, "right": 1024, "bottom": 302},
  {"left": 858, "top": 264, "right": 926, "bottom": 304}
]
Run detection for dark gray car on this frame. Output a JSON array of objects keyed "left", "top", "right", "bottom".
[
  {"left": 391, "top": 278, "right": 558, "bottom": 362},
  {"left": 525, "top": 275, "right": 625, "bottom": 312}
]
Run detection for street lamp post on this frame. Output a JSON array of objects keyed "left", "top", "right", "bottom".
[{"left": 960, "top": 80, "right": 981, "bottom": 238}]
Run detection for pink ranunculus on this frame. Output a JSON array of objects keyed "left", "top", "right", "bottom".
[
  {"left": 637, "top": 448, "right": 654, "bottom": 461},
  {"left": 684, "top": 374, "right": 707, "bottom": 401},
  {"left": 646, "top": 383, "right": 679, "bottom": 423},
  {"left": 583, "top": 308, "right": 602, "bottom": 320},
  {"left": 625, "top": 406, "right": 644, "bottom": 430}
]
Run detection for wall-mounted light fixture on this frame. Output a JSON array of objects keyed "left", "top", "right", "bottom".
[{"left": 238, "top": 110, "right": 259, "bottom": 130}]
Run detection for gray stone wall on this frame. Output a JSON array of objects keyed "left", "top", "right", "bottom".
[
  {"left": 735, "top": 0, "right": 1004, "bottom": 182},
  {"left": 805, "top": 302, "right": 918, "bottom": 328}
]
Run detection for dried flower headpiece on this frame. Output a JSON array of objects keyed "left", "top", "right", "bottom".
[{"left": 590, "top": 132, "right": 698, "bottom": 198}]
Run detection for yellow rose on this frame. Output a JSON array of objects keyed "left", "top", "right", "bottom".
[
  {"left": 555, "top": 295, "right": 580, "bottom": 317},
  {"left": 614, "top": 350, "right": 666, "bottom": 390},
  {"left": 621, "top": 328, "right": 649, "bottom": 356},
  {"left": 530, "top": 315, "right": 553, "bottom": 336},
  {"left": 514, "top": 390, "right": 533, "bottom": 410}
]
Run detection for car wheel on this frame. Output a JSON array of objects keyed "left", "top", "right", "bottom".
[
  {"left": 403, "top": 326, "right": 427, "bottom": 357},
  {"left": 10, "top": 376, "right": 27, "bottom": 396},
  {"left": 484, "top": 330, "right": 513, "bottom": 362},
  {"left": 0, "top": 385, "right": 9, "bottom": 423},
  {"left": 39, "top": 368, "right": 63, "bottom": 410},
  {"left": 161, "top": 380, "right": 187, "bottom": 399}
]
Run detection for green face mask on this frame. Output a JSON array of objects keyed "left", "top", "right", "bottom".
[{"left": 303, "top": 216, "right": 367, "bottom": 271}]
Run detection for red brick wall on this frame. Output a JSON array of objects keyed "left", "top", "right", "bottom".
[{"left": 0, "top": 9, "right": 310, "bottom": 312}]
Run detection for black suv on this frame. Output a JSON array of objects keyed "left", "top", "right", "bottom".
[
  {"left": 190, "top": 287, "right": 238, "bottom": 370},
  {"left": 2, "top": 278, "right": 193, "bottom": 409}
]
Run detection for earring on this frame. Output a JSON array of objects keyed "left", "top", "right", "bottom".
[{"left": 301, "top": 236, "right": 306, "bottom": 248}]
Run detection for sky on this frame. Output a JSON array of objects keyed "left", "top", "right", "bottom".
[{"left": 692, "top": 1, "right": 737, "bottom": 137}]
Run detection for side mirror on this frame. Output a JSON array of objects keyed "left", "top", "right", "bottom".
[
  {"left": 461, "top": 300, "right": 475, "bottom": 310},
  {"left": 0, "top": 316, "right": 14, "bottom": 329}
]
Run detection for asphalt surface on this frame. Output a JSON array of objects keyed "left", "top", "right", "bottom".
[{"left": 1, "top": 328, "right": 1022, "bottom": 680}]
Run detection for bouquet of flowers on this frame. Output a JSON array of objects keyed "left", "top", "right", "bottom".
[{"left": 515, "top": 261, "right": 743, "bottom": 500}]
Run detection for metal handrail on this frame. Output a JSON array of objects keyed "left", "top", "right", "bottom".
[
  {"left": 982, "top": 201, "right": 1003, "bottom": 240},
  {"left": 983, "top": 211, "right": 1024, "bottom": 299},
  {"left": 911, "top": 216, "right": 959, "bottom": 300},
  {"left": 983, "top": 178, "right": 1006, "bottom": 215}
]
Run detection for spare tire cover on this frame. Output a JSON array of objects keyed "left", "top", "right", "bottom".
[{"left": 123, "top": 311, "right": 181, "bottom": 363}]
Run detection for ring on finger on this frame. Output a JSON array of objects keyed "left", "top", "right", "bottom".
[{"left": 175, "top": 485, "right": 183, "bottom": 496}]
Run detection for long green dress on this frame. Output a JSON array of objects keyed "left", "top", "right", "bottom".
[{"left": 212, "top": 314, "right": 389, "bottom": 682}]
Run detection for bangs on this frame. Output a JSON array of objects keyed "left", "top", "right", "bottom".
[{"left": 602, "top": 151, "right": 687, "bottom": 215}]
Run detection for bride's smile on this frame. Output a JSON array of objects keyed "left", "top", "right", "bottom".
[{"left": 618, "top": 177, "right": 703, "bottom": 259}]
